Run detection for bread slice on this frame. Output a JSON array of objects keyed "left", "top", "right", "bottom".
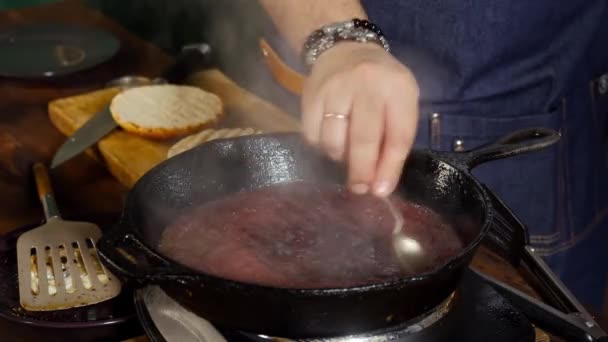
[
  {"left": 109, "top": 84, "right": 223, "bottom": 139},
  {"left": 167, "top": 127, "right": 262, "bottom": 158}
]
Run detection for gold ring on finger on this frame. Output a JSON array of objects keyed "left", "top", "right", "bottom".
[{"left": 323, "top": 112, "right": 350, "bottom": 120}]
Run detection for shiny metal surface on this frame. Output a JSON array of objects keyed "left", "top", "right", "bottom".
[
  {"left": 140, "top": 286, "right": 227, "bottom": 342},
  {"left": 50, "top": 75, "right": 165, "bottom": 168},
  {"left": 383, "top": 197, "right": 427, "bottom": 275},
  {"left": 50, "top": 107, "right": 117, "bottom": 168},
  {"left": 452, "top": 139, "right": 465, "bottom": 152},
  {"left": 105, "top": 75, "right": 167, "bottom": 88},
  {"left": 429, "top": 113, "right": 441, "bottom": 150}
]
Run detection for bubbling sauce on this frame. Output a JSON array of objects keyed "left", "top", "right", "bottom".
[{"left": 158, "top": 182, "right": 464, "bottom": 288}]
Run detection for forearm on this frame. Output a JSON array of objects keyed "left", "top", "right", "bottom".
[{"left": 258, "top": 0, "right": 367, "bottom": 54}]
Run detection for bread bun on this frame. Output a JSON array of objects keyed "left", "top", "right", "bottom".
[{"left": 109, "top": 84, "right": 223, "bottom": 139}]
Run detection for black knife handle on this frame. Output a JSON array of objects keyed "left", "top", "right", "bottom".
[{"left": 160, "top": 43, "right": 214, "bottom": 84}]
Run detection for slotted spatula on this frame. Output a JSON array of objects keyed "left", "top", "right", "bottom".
[{"left": 16, "top": 163, "right": 121, "bottom": 311}]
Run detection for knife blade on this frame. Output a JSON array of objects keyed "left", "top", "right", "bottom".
[
  {"left": 51, "top": 43, "right": 214, "bottom": 168},
  {"left": 51, "top": 107, "right": 117, "bottom": 168},
  {"left": 49, "top": 76, "right": 164, "bottom": 169}
]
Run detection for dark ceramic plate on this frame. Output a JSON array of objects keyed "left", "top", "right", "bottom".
[
  {"left": 0, "top": 214, "right": 141, "bottom": 342},
  {"left": 0, "top": 23, "right": 120, "bottom": 78}
]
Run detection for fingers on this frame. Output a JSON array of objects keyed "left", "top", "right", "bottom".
[
  {"left": 301, "top": 81, "right": 325, "bottom": 145},
  {"left": 372, "top": 92, "right": 418, "bottom": 197},
  {"left": 319, "top": 84, "right": 352, "bottom": 161},
  {"left": 346, "top": 89, "right": 385, "bottom": 194},
  {"left": 302, "top": 77, "right": 416, "bottom": 197},
  {"left": 300, "top": 44, "right": 420, "bottom": 198}
]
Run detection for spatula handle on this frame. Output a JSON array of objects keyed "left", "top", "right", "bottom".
[{"left": 33, "top": 163, "right": 61, "bottom": 219}]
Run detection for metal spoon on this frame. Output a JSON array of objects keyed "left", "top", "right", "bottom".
[
  {"left": 382, "top": 196, "right": 428, "bottom": 274},
  {"left": 105, "top": 75, "right": 167, "bottom": 89}
]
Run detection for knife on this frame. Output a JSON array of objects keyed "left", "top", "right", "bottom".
[{"left": 50, "top": 43, "right": 214, "bottom": 169}]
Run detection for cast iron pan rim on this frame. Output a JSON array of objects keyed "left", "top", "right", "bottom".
[{"left": 119, "top": 132, "right": 494, "bottom": 293}]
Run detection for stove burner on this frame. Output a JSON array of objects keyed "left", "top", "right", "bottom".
[
  {"left": 254, "top": 293, "right": 456, "bottom": 342},
  {"left": 136, "top": 270, "right": 537, "bottom": 342}
]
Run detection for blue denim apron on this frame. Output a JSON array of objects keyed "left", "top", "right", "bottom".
[{"left": 360, "top": 1, "right": 608, "bottom": 311}]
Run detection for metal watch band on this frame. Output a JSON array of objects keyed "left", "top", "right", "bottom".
[{"left": 302, "top": 18, "right": 390, "bottom": 68}]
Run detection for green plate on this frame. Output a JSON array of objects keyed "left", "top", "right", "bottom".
[{"left": 0, "top": 23, "right": 120, "bottom": 78}]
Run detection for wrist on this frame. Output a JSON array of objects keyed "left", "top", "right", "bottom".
[
  {"left": 314, "top": 41, "right": 384, "bottom": 63},
  {"left": 301, "top": 18, "right": 390, "bottom": 69}
]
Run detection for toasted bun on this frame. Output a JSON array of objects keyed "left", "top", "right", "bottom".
[
  {"left": 167, "top": 127, "right": 262, "bottom": 158},
  {"left": 109, "top": 84, "right": 223, "bottom": 139}
]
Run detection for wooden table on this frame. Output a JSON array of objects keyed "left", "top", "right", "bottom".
[
  {"left": 0, "top": 0, "right": 174, "bottom": 233},
  {"left": 0, "top": 1, "right": 599, "bottom": 342}
]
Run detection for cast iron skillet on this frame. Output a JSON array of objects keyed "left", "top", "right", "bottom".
[{"left": 97, "top": 127, "right": 559, "bottom": 338}]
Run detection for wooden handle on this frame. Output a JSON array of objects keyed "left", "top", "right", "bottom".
[
  {"left": 33, "top": 162, "right": 54, "bottom": 200},
  {"left": 259, "top": 39, "right": 306, "bottom": 96},
  {"left": 33, "top": 162, "right": 61, "bottom": 219}
]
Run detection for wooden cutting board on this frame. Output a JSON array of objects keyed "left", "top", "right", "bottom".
[{"left": 48, "top": 69, "right": 300, "bottom": 188}]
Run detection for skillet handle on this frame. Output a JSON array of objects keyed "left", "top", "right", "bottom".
[
  {"left": 483, "top": 185, "right": 600, "bottom": 318},
  {"left": 445, "top": 127, "right": 560, "bottom": 171},
  {"left": 97, "top": 225, "right": 189, "bottom": 285}
]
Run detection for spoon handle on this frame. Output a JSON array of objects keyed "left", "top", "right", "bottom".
[{"left": 382, "top": 196, "right": 403, "bottom": 234}]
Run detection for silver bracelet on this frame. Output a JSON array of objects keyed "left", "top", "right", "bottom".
[{"left": 302, "top": 18, "right": 390, "bottom": 68}]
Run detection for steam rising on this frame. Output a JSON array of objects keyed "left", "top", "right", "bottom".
[{"left": 89, "top": 0, "right": 301, "bottom": 114}]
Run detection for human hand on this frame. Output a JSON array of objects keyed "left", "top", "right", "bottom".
[{"left": 301, "top": 42, "right": 420, "bottom": 197}]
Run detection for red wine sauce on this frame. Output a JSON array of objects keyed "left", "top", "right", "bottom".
[{"left": 158, "top": 182, "right": 464, "bottom": 288}]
